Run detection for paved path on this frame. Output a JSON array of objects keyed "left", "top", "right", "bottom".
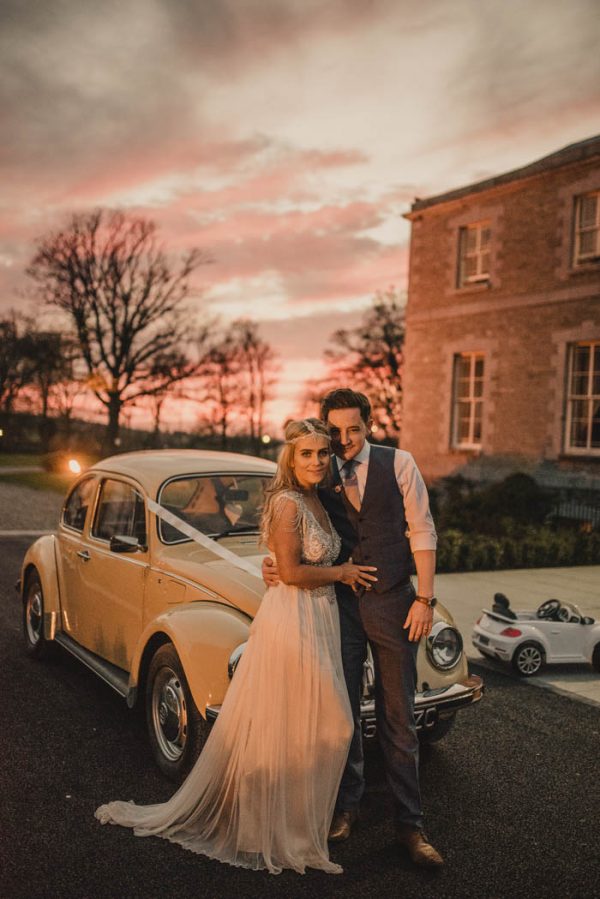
[{"left": 437, "top": 566, "right": 600, "bottom": 705}]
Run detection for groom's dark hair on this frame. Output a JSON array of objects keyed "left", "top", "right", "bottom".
[{"left": 320, "top": 388, "right": 372, "bottom": 424}]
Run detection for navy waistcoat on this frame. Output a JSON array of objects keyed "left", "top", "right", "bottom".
[{"left": 318, "top": 444, "right": 412, "bottom": 594}]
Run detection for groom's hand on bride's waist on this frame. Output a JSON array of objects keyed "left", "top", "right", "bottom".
[{"left": 262, "top": 556, "right": 280, "bottom": 587}]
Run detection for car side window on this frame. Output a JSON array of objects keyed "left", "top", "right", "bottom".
[
  {"left": 92, "top": 479, "right": 147, "bottom": 545},
  {"left": 62, "top": 477, "right": 97, "bottom": 532}
]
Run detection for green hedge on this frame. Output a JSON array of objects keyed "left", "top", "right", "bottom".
[{"left": 436, "top": 526, "right": 600, "bottom": 573}]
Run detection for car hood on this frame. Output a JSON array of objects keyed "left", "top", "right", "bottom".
[{"left": 155, "top": 540, "right": 267, "bottom": 619}]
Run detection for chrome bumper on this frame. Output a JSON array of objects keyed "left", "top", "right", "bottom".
[
  {"left": 206, "top": 674, "right": 485, "bottom": 735},
  {"left": 360, "top": 673, "right": 484, "bottom": 738}
]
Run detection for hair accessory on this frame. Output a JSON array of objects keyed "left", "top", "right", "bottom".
[{"left": 285, "top": 418, "right": 331, "bottom": 444}]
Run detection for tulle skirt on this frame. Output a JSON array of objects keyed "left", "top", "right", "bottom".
[{"left": 95, "top": 582, "right": 353, "bottom": 874}]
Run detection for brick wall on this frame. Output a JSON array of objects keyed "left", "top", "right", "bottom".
[{"left": 403, "top": 151, "right": 600, "bottom": 485}]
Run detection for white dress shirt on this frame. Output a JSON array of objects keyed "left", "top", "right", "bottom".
[{"left": 334, "top": 442, "right": 437, "bottom": 552}]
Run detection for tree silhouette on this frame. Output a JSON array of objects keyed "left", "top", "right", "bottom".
[{"left": 27, "top": 209, "right": 207, "bottom": 450}]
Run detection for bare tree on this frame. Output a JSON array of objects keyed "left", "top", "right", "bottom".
[
  {"left": 322, "top": 287, "right": 405, "bottom": 441},
  {"left": 233, "top": 320, "right": 278, "bottom": 451},
  {"left": 196, "top": 333, "right": 242, "bottom": 449},
  {"left": 27, "top": 209, "right": 208, "bottom": 450},
  {"left": 0, "top": 313, "right": 35, "bottom": 413}
]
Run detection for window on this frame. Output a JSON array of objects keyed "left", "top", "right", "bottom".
[
  {"left": 92, "top": 479, "right": 147, "bottom": 544},
  {"left": 452, "top": 353, "right": 484, "bottom": 448},
  {"left": 565, "top": 342, "right": 600, "bottom": 454},
  {"left": 457, "top": 222, "right": 491, "bottom": 287},
  {"left": 574, "top": 191, "right": 600, "bottom": 264},
  {"left": 158, "top": 474, "right": 272, "bottom": 544},
  {"left": 62, "top": 477, "right": 97, "bottom": 531}
]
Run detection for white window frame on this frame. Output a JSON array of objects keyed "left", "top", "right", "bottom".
[
  {"left": 565, "top": 341, "right": 600, "bottom": 455},
  {"left": 451, "top": 352, "right": 485, "bottom": 450},
  {"left": 457, "top": 221, "right": 491, "bottom": 287},
  {"left": 573, "top": 191, "right": 600, "bottom": 265}
]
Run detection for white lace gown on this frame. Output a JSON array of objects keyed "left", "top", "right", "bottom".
[{"left": 95, "top": 491, "right": 353, "bottom": 875}]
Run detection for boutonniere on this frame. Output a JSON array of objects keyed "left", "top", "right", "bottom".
[{"left": 334, "top": 484, "right": 343, "bottom": 493}]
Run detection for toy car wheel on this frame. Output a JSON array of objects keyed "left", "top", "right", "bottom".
[
  {"left": 146, "top": 643, "right": 211, "bottom": 782},
  {"left": 592, "top": 644, "right": 600, "bottom": 674},
  {"left": 23, "top": 571, "right": 53, "bottom": 659},
  {"left": 512, "top": 642, "right": 544, "bottom": 677}
]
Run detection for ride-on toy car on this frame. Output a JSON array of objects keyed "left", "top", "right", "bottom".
[
  {"left": 19, "top": 449, "right": 483, "bottom": 781},
  {"left": 472, "top": 592, "right": 600, "bottom": 676}
]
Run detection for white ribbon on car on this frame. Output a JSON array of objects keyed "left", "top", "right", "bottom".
[{"left": 146, "top": 498, "right": 262, "bottom": 578}]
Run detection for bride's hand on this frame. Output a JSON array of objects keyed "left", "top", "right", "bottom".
[{"left": 338, "top": 562, "right": 378, "bottom": 589}]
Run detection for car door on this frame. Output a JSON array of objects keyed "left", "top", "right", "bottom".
[
  {"left": 79, "top": 477, "right": 149, "bottom": 671},
  {"left": 546, "top": 621, "right": 588, "bottom": 661},
  {"left": 58, "top": 475, "right": 101, "bottom": 641}
]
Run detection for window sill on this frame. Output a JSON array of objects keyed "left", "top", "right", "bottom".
[
  {"left": 453, "top": 281, "right": 492, "bottom": 296},
  {"left": 568, "top": 260, "right": 600, "bottom": 275},
  {"left": 450, "top": 445, "right": 483, "bottom": 454}
]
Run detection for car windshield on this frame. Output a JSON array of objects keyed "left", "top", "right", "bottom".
[{"left": 157, "top": 473, "right": 272, "bottom": 544}]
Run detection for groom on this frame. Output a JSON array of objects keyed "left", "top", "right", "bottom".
[{"left": 263, "top": 388, "right": 443, "bottom": 867}]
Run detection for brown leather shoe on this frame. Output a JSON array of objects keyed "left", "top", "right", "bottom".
[
  {"left": 328, "top": 808, "right": 359, "bottom": 842},
  {"left": 396, "top": 825, "right": 444, "bottom": 867}
]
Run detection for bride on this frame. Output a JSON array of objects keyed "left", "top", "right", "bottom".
[{"left": 95, "top": 418, "right": 377, "bottom": 875}]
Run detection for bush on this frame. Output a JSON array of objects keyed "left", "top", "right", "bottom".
[{"left": 437, "top": 526, "right": 598, "bottom": 573}]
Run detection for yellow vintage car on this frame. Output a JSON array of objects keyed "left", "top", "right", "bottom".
[{"left": 19, "top": 449, "right": 483, "bottom": 781}]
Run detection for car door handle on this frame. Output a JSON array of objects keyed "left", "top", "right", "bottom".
[{"left": 76, "top": 550, "right": 91, "bottom": 562}]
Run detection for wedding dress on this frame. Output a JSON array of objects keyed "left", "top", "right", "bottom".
[{"left": 95, "top": 490, "right": 353, "bottom": 875}]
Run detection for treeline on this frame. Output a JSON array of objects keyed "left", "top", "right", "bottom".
[{"left": 1, "top": 210, "right": 277, "bottom": 454}]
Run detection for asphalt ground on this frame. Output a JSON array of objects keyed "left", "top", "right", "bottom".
[{"left": 2, "top": 536, "right": 600, "bottom": 899}]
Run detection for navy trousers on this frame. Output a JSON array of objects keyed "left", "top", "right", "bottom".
[{"left": 336, "top": 580, "right": 423, "bottom": 828}]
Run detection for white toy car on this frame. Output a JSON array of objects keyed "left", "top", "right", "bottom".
[{"left": 472, "top": 593, "right": 600, "bottom": 677}]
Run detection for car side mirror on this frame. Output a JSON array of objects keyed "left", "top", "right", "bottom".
[{"left": 110, "top": 534, "right": 146, "bottom": 553}]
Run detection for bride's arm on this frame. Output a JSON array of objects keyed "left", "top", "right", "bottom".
[{"left": 269, "top": 498, "right": 377, "bottom": 590}]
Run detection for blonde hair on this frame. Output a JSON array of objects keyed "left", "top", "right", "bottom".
[{"left": 260, "top": 418, "right": 331, "bottom": 543}]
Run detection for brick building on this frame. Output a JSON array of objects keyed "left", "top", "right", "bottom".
[{"left": 402, "top": 136, "right": 600, "bottom": 489}]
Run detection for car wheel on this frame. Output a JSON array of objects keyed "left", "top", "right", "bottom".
[
  {"left": 512, "top": 642, "right": 544, "bottom": 677},
  {"left": 23, "top": 571, "right": 53, "bottom": 659},
  {"left": 146, "top": 644, "right": 211, "bottom": 782},
  {"left": 419, "top": 712, "right": 456, "bottom": 744},
  {"left": 592, "top": 644, "right": 600, "bottom": 674}
]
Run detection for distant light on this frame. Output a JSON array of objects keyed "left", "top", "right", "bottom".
[
  {"left": 371, "top": 424, "right": 379, "bottom": 433},
  {"left": 0, "top": 428, "right": 3, "bottom": 437},
  {"left": 68, "top": 459, "right": 82, "bottom": 475},
  {"left": 261, "top": 434, "right": 271, "bottom": 444}
]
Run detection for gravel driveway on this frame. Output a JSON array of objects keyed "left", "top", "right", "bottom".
[{"left": 0, "top": 480, "right": 62, "bottom": 530}]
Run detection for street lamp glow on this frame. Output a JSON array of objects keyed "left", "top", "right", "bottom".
[
  {"left": 68, "top": 458, "right": 82, "bottom": 475},
  {"left": 261, "top": 434, "right": 271, "bottom": 444}
]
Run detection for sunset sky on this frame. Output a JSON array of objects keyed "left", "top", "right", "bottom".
[{"left": 2, "top": 0, "right": 599, "bottom": 432}]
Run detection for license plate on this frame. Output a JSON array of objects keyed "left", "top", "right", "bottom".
[{"left": 361, "top": 706, "right": 438, "bottom": 739}]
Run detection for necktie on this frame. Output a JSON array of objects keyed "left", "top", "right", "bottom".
[{"left": 340, "top": 459, "right": 361, "bottom": 511}]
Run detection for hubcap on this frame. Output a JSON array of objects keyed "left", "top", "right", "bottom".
[
  {"left": 151, "top": 666, "right": 188, "bottom": 762},
  {"left": 26, "top": 589, "right": 43, "bottom": 645},
  {"left": 518, "top": 646, "right": 542, "bottom": 674}
]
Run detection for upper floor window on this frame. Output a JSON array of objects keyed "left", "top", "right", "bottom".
[
  {"left": 565, "top": 341, "right": 600, "bottom": 455},
  {"left": 452, "top": 352, "right": 484, "bottom": 449},
  {"left": 457, "top": 222, "right": 491, "bottom": 287},
  {"left": 574, "top": 191, "right": 600, "bottom": 265}
]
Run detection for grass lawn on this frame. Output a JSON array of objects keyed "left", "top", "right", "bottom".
[
  {"left": 0, "top": 470, "right": 73, "bottom": 493},
  {"left": 0, "top": 453, "right": 43, "bottom": 467}
]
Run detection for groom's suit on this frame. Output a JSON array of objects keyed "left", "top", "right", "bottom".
[{"left": 318, "top": 442, "right": 437, "bottom": 827}]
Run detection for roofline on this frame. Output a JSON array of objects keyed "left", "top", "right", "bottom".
[{"left": 405, "top": 134, "right": 600, "bottom": 217}]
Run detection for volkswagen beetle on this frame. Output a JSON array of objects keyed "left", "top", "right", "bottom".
[{"left": 19, "top": 449, "right": 483, "bottom": 781}]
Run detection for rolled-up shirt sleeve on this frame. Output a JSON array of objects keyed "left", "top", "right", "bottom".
[{"left": 394, "top": 450, "right": 437, "bottom": 552}]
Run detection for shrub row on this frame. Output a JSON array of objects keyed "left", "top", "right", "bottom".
[{"left": 436, "top": 526, "right": 600, "bottom": 573}]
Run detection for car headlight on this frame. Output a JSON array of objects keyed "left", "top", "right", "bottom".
[
  {"left": 426, "top": 622, "right": 463, "bottom": 670},
  {"left": 228, "top": 642, "right": 247, "bottom": 678}
]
